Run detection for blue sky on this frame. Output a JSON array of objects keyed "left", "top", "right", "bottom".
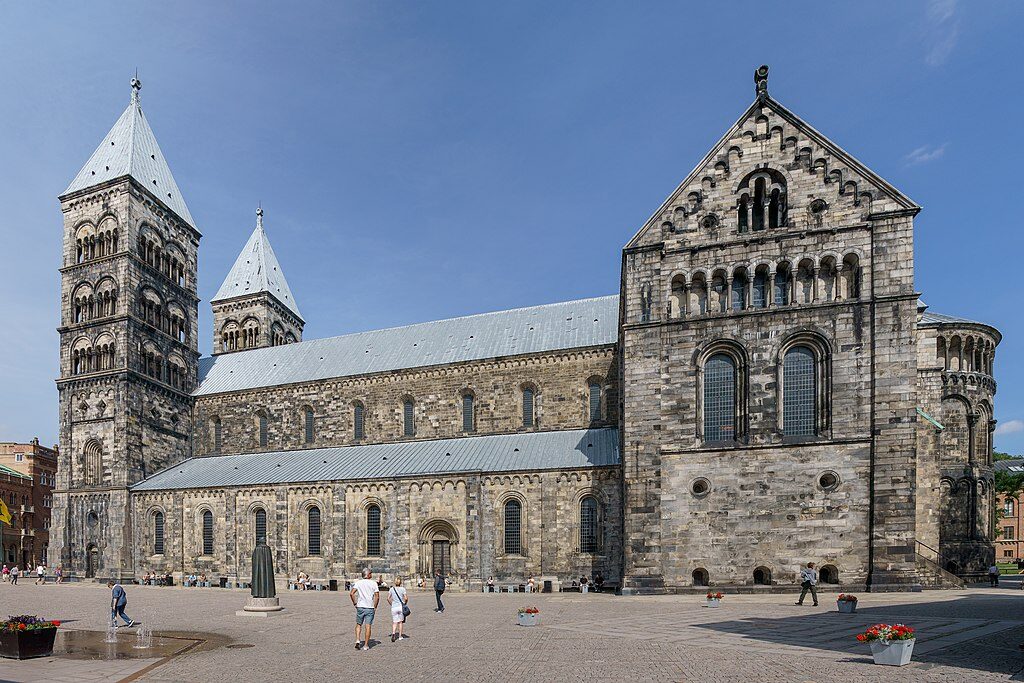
[{"left": 2, "top": 1, "right": 1022, "bottom": 451}]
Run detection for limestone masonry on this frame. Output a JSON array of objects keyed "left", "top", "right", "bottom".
[{"left": 50, "top": 67, "right": 999, "bottom": 592}]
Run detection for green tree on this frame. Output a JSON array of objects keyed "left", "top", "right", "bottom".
[{"left": 995, "top": 469, "right": 1024, "bottom": 496}]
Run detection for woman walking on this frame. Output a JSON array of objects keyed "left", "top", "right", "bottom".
[{"left": 387, "top": 577, "right": 410, "bottom": 642}]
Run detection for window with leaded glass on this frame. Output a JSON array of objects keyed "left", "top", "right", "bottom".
[
  {"left": 258, "top": 412, "right": 268, "bottom": 447},
  {"left": 353, "top": 403, "right": 365, "bottom": 440},
  {"left": 462, "top": 393, "right": 474, "bottom": 432},
  {"left": 303, "top": 407, "right": 314, "bottom": 444},
  {"left": 580, "top": 496, "right": 599, "bottom": 553},
  {"left": 522, "top": 388, "right": 535, "bottom": 427},
  {"left": 752, "top": 271, "right": 768, "bottom": 309},
  {"left": 731, "top": 274, "right": 747, "bottom": 311},
  {"left": 403, "top": 400, "right": 415, "bottom": 437},
  {"left": 504, "top": 499, "right": 522, "bottom": 555},
  {"left": 703, "top": 354, "right": 736, "bottom": 442},
  {"left": 783, "top": 346, "right": 816, "bottom": 437},
  {"left": 366, "top": 505, "right": 382, "bottom": 556},
  {"left": 154, "top": 512, "right": 164, "bottom": 555},
  {"left": 588, "top": 383, "right": 601, "bottom": 422},
  {"left": 201, "top": 510, "right": 214, "bottom": 556},
  {"left": 213, "top": 417, "right": 222, "bottom": 454},
  {"left": 308, "top": 507, "right": 321, "bottom": 556},
  {"left": 254, "top": 508, "right": 267, "bottom": 545}
]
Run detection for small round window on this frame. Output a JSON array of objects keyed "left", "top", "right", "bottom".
[
  {"left": 809, "top": 199, "right": 828, "bottom": 215},
  {"left": 818, "top": 471, "right": 840, "bottom": 491},
  {"left": 87, "top": 511, "right": 99, "bottom": 528},
  {"left": 690, "top": 478, "right": 711, "bottom": 497}
]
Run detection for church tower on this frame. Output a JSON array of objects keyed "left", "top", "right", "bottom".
[
  {"left": 210, "top": 207, "right": 303, "bottom": 354},
  {"left": 51, "top": 77, "right": 200, "bottom": 579}
]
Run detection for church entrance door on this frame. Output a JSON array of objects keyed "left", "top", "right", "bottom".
[
  {"left": 86, "top": 545, "right": 98, "bottom": 578},
  {"left": 432, "top": 539, "right": 451, "bottom": 576}
]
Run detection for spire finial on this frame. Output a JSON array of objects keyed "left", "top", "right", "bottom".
[
  {"left": 130, "top": 72, "right": 142, "bottom": 104},
  {"left": 256, "top": 205, "right": 264, "bottom": 230},
  {"left": 754, "top": 64, "right": 769, "bottom": 100}
]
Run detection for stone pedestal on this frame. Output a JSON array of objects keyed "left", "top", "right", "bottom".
[{"left": 236, "top": 596, "right": 283, "bottom": 618}]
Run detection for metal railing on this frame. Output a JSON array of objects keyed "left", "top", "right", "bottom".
[{"left": 915, "top": 540, "right": 965, "bottom": 588}]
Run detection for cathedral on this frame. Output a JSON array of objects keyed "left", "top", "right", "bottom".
[{"left": 50, "top": 67, "right": 999, "bottom": 593}]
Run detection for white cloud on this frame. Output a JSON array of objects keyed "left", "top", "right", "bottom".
[
  {"left": 904, "top": 143, "right": 948, "bottom": 166},
  {"left": 925, "top": 0, "right": 959, "bottom": 66},
  {"left": 996, "top": 419, "right": 1024, "bottom": 436}
]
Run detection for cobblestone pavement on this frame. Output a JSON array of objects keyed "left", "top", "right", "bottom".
[{"left": 1, "top": 583, "right": 1023, "bottom": 682}]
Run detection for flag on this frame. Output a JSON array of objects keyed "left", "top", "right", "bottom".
[{"left": 0, "top": 499, "right": 10, "bottom": 525}]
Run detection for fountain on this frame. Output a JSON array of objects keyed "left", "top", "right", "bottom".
[
  {"left": 104, "top": 624, "right": 118, "bottom": 643},
  {"left": 133, "top": 624, "right": 153, "bottom": 649}
]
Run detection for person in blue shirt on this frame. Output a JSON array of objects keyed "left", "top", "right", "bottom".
[{"left": 107, "top": 580, "right": 135, "bottom": 627}]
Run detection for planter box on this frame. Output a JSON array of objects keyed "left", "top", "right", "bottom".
[
  {"left": 0, "top": 628, "right": 58, "bottom": 660},
  {"left": 837, "top": 600, "right": 857, "bottom": 613},
  {"left": 517, "top": 613, "right": 540, "bottom": 627},
  {"left": 706, "top": 598, "right": 722, "bottom": 608},
  {"left": 869, "top": 639, "right": 915, "bottom": 666}
]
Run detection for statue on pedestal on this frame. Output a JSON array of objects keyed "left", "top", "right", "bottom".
[{"left": 237, "top": 542, "right": 283, "bottom": 616}]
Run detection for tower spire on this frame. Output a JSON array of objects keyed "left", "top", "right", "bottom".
[{"left": 130, "top": 72, "right": 142, "bottom": 105}]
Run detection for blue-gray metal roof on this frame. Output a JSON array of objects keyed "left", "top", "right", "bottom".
[
  {"left": 920, "top": 311, "right": 988, "bottom": 327},
  {"left": 195, "top": 295, "right": 619, "bottom": 396},
  {"left": 132, "top": 428, "right": 620, "bottom": 491}
]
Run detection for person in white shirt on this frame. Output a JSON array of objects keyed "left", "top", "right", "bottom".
[
  {"left": 989, "top": 564, "right": 1001, "bottom": 587},
  {"left": 387, "top": 576, "right": 410, "bottom": 642},
  {"left": 350, "top": 567, "right": 379, "bottom": 651},
  {"left": 795, "top": 562, "right": 818, "bottom": 606},
  {"left": 35, "top": 565, "right": 45, "bottom": 585}
]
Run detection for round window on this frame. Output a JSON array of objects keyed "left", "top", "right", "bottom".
[
  {"left": 809, "top": 199, "right": 828, "bottom": 215},
  {"left": 690, "top": 478, "right": 711, "bottom": 497},
  {"left": 818, "top": 471, "right": 840, "bottom": 491},
  {"left": 86, "top": 511, "right": 99, "bottom": 528}
]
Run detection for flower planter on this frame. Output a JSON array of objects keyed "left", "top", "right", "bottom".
[
  {"left": 837, "top": 600, "right": 856, "bottom": 613},
  {"left": 517, "top": 613, "right": 540, "bottom": 627},
  {"left": 0, "top": 628, "right": 58, "bottom": 660},
  {"left": 705, "top": 598, "right": 722, "bottom": 608},
  {"left": 869, "top": 639, "right": 915, "bottom": 666}
]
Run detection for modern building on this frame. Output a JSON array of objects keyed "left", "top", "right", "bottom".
[
  {"left": 0, "top": 439, "right": 57, "bottom": 567},
  {"left": 994, "top": 459, "right": 1024, "bottom": 562},
  {"left": 50, "top": 67, "right": 998, "bottom": 591}
]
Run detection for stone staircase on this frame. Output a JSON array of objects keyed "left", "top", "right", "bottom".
[{"left": 915, "top": 541, "right": 965, "bottom": 589}]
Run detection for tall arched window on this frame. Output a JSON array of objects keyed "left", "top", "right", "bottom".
[
  {"left": 303, "top": 406, "right": 315, "bottom": 444},
  {"left": 366, "top": 505, "right": 382, "bottom": 556},
  {"left": 403, "top": 399, "right": 415, "bottom": 437},
  {"left": 462, "top": 393, "right": 474, "bottom": 432},
  {"left": 201, "top": 510, "right": 214, "bottom": 556},
  {"left": 153, "top": 512, "right": 164, "bottom": 555},
  {"left": 307, "top": 506, "right": 321, "bottom": 556},
  {"left": 774, "top": 263, "right": 790, "bottom": 306},
  {"left": 84, "top": 440, "right": 103, "bottom": 485},
  {"left": 212, "top": 417, "right": 222, "bottom": 454},
  {"left": 522, "top": 387, "right": 535, "bottom": 428},
  {"left": 1006, "top": 498, "right": 1016, "bottom": 517},
  {"left": 503, "top": 499, "right": 522, "bottom": 555},
  {"left": 588, "top": 382, "right": 601, "bottom": 422},
  {"left": 353, "top": 402, "right": 365, "bottom": 441},
  {"left": 254, "top": 508, "right": 267, "bottom": 545},
  {"left": 580, "top": 496, "right": 600, "bottom": 553},
  {"left": 257, "top": 411, "right": 268, "bottom": 447},
  {"left": 703, "top": 354, "right": 736, "bottom": 443},
  {"left": 752, "top": 269, "right": 768, "bottom": 309},
  {"left": 731, "top": 271, "right": 747, "bottom": 311},
  {"left": 783, "top": 346, "right": 816, "bottom": 437}
]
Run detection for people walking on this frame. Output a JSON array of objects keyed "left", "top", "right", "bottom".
[
  {"left": 9, "top": 565, "right": 19, "bottom": 586},
  {"left": 108, "top": 580, "right": 135, "bottom": 627},
  {"left": 35, "top": 564, "right": 45, "bottom": 585},
  {"left": 55, "top": 566, "right": 63, "bottom": 584},
  {"left": 387, "top": 576, "right": 410, "bottom": 642},
  {"left": 989, "top": 563, "right": 1001, "bottom": 587},
  {"left": 1, "top": 564, "right": 7, "bottom": 582},
  {"left": 350, "top": 567, "right": 379, "bottom": 651},
  {"left": 433, "top": 570, "right": 446, "bottom": 613},
  {"left": 795, "top": 562, "right": 818, "bottom": 606}
]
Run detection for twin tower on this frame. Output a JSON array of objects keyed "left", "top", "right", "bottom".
[{"left": 51, "top": 78, "right": 301, "bottom": 574}]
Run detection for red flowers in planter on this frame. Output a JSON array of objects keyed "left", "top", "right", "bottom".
[
  {"left": 518, "top": 607, "right": 539, "bottom": 615},
  {"left": 837, "top": 594, "right": 858, "bottom": 602},
  {"left": 2, "top": 616, "right": 60, "bottom": 632},
  {"left": 855, "top": 623, "right": 915, "bottom": 642},
  {"left": 706, "top": 592, "right": 724, "bottom": 599}
]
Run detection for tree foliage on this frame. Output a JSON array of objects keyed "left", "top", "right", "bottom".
[{"left": 995, "top": 468, "right": 1024, "bottom": 496}]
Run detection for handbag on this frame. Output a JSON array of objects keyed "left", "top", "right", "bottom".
[{"left": 393, "top": 587, "right": 411, "bottom": 617}]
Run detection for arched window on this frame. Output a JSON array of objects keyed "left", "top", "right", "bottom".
[
  {"left": 366, "top": 505, "right": 382, "bottom": 556},
  {"left": 703, "top": 354, "right": 736, "bottom": 443},
  {"left": 307, "top": 506, "right": 321, "bottom": 556},
  {"left": 774, "top": 263, "right": 790, "bottom": 306},
  {"left": 154, "top": 512, "right": 164, "bottom": 555},
  {"left": 353, "top": 402, "right": 365, "bottom": 441},
  {"left": 503, "top": 499, "right": 522, "bottom": 555},
  {"left": 84, "top": 440, "right": 103, "bottom": 485},
  {"left": 254, "top": 508, "right": 267, "bottom": 545},
  {"left": 588, "top": 382, "right": 602, "bottom": 423},
  {"left": 783, "top": 346, "right": 816, "bottom": 437},
  {"left": 753, "top": 566, "right": 772, "bottom": 585},
  {"left": 403, "top": 399, "right": 415, "bottom": 437},
  {"left": 692, "top": 568, "right": 709, "bottom": 586},
  {"left": 212, "top": 417, "right": 222, "bottom": 454},
  {"left": 303, "top": 406, "right": 315, "bottom": 444},
  {"left": 731, "top": 271, "right": 747, "bottom": 311},
  {"left": 1006, "top": 498, "right": 1016, "bottom": 517},
  {"left": 462, "top": 393, "right": 474, "bottom": 432},
  {"left": 201, "top": 510, "right": 214, "bottom": 556},
  {"left": 579, "top": 496, "right": 600, "bottom": 553},
  {"left": 522, "top": 387, "right": 535, "bottom": 428},
  {"left": 257, "top": 411, "right": 268, "bottom": 447},
  {"left": 752, "top": 269, "right": 768, "bottom": 309}
]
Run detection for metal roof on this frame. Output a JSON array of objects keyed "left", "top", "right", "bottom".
[
  {"left": 212, "top": 209, "right": 302, "bottom": 320},
  {"left": 63, "top": 80, "right": 195, "bottom": 227},
  {"left": 995, "top": 459, "right": 1024, "bottom": 474},
  {"left": 194, "top": 295, "right": 619, "bottom": 396},
  {"left": 0, "top": 464, "right": 30, "bottom": 481},
  {"left": 920, "top": 311, "right": 990, "bottom": 327},
  {"left": 132, "top": 428, "right": 620, "bottom": 491}
]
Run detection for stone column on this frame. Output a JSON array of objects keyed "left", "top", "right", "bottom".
[{"left": 768, "top": 271, "right": 777, "bottom": 307}]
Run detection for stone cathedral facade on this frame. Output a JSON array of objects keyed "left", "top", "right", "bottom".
[{"left": 51, "top": 68, "right": 999, "bottom": 592}]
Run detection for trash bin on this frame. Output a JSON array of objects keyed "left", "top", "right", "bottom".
[
  {"left": 219, "top": 577, "right": 228, "bottom": 588},
  {"left": 329, "top": 579, "right": 338, "bottom": 592},
  {"left": 543, "top": 580, "right": 552, "bottom": 593}
]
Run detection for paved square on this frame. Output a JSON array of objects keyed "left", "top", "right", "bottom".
[{"left": 1, "top": 583, "right": 1023, "bottom": 682}]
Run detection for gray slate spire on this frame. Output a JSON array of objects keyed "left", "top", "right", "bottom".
[
  {"left": 212, "top": 207, "right": 303, "bottom": 321},
  {"left": 63, "top": 76, "right": 196, "bottom": 228}
]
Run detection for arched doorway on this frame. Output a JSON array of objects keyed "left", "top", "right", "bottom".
[
  {"left": 86, "top": 545, "right": 99, "bottom": 578},
  {"left": 417, "top": 519, "right": 459, "bottom": 577}
]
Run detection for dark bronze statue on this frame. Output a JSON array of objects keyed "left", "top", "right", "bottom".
[{"left": 251, "top": 542, "right": 276, "bottom": 599}]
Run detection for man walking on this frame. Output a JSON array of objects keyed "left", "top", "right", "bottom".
[
  {"left": 989, "top": 563, "right": 1001, "bottom": 587},
  {"left": 795, "top": 562, "right": 818, "bottom": 606},
  {"left": 35, "top": 564, "right": 45, "bottom": 585},
  {"left": 9, "top": 565, "right": 19, "bottom": 586},
  {"left": 350, "top": 567, "right": 378, "bottom": 651},
  {"left": 433, "top": 569, "right": 446, "bottom": 613},
  {"left": 108, "top": 580, "right": 135, "bottom": 627}
]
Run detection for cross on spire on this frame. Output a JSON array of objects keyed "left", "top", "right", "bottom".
[{"left": 256, "top": 205, "right": 264, "bottom": 231}]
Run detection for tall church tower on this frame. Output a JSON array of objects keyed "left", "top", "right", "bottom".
[
  {"left": 51, "top": 78, "right": 199, "bottom": 579},
  {"left": 210, "top": 207, "right": 303, "bottom": 354}
]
